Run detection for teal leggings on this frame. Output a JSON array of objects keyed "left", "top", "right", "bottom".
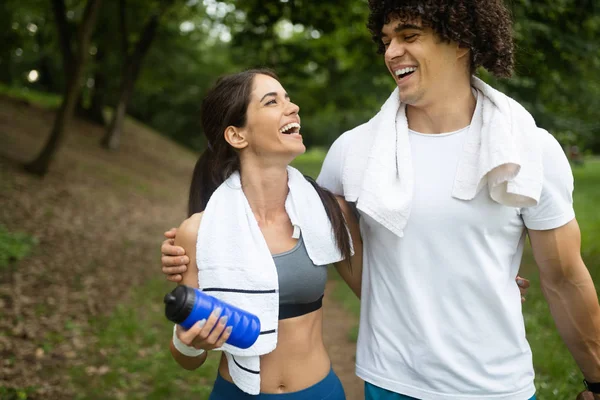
[
  {"left": 208, "top": 368, "right": 345, "bottom": 399},
  {"left": 364, "top": 382, "right": 536, "bottom": 400}
]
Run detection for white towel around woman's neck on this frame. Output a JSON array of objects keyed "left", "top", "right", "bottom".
[
  {"left": 196, "top": 166, "right": 347, "bottom": 395},
  {"left": 342, "top": 76, "right": 543, "bottom": 238}
]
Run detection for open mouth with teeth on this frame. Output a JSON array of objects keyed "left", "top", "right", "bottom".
[
  {"left": 279, "top": 122, "right": 301, "bottom": 135},
  {"left": 395, "top": 67, "right": 417, "bottom": 79}
]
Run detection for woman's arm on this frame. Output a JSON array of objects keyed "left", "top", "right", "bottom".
[
  {"left": 333, "top": 197, "right": 363, "bottom": 298},
  {"left": 169, "top": 213, "right": 231, "bottom": 370},
  {"left": 169, "top": 213, "right": 208, "bottom": 369}
]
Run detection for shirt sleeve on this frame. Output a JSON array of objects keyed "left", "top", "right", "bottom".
[
  {"left": 521, "top": 129, "right": 576, "bottom": 230},
  {"left": 316, "top": 134, "right": 348, "bottom": 196}
]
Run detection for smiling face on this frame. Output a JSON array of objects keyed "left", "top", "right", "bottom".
[
  {"left": 227, "top": 73, "right": 305, "bottom": 162},
  {"left": 381, "top": 16, "right": 470, "bottom": 107}
]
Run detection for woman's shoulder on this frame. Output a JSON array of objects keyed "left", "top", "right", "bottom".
[{"left": 177, "top": 212, "right": 204, "bottom": 243}]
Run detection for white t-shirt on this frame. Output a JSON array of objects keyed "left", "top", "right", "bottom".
[{"left": 317, "top": 113, "right": 575, "bottom": 399}]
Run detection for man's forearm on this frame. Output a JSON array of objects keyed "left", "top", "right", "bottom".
[{"left": 541, "top": 263, "right": 600, "bottom": 381}]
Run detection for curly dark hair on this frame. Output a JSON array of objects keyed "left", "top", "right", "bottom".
[{"left": 367, "top": 0, "right": 514, "bottom": 78}]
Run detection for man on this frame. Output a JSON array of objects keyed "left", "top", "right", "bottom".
[{"left": 161, "top": 1, "right": 600, "bottom": 399}]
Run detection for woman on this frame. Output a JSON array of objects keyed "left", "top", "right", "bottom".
[{"left": 167, "top": 69, "right": 363, "bottom": 399}]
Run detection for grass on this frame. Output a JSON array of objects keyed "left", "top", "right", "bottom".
[
  {"left": 0, "top": 386, "right": 38, "bottom": 400},
  {"left": 0, "top": 224, "right": 38, "bottom": 271},
  {"left": 69, "top": 277, "right": 221, "bottom": 400},
  {"left": 0, "top": 85, "right": 206, "bottom": 399},
  {"left": 331, "top": 157, "right": 600, "bottom": 397},
  {"left": 0, "top": 83, "right": 61, "bottom": 109}
]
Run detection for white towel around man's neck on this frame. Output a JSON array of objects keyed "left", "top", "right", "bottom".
[
  {"left": 196, "top": 166, "right": 347, "bottom": 395},
  {"left": 342, "top": 76, "right": 543, "bottom": 238}
]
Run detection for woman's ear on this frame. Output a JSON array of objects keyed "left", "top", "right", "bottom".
[{"left": 224, "top": 126, "right": 248, "bottom": 150}]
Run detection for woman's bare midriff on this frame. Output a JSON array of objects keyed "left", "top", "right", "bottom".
[{"left": 217, "top": 308, "right": 331, "bottom": 394}]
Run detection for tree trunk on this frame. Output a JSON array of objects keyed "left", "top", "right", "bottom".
[
  {"left": 102, "top": 89, "right": 130, "bottom": 149},
  {"left": 75, "top": 41, "right": 106, "bottom": 125},
  {"left": 0, "top": 49, "right": 12, "bottom": 85},
  {"left": 87, "top": 49, "right": 107, "bottom": 125},
  {"left": 119, "top": 0, "right": 129, "bottom": 57},
  {"left": 24, "top": 0, "right": 103, "bottom": 176},
  {"left": 0, "top": 20, "right": 13, "bottom": 84},
  {"left": 75, "top": 74, "right": 106, "bottom": 126},
  {"left": 101, "top": 12, "right": 161, "bottom": 150},
  {"left": 75, "top": 90, "right": 87, "bottom": 118},
  {"left": 36, "top": 23, "right": 57, "bottom": 91},
  {"left": 50, "top": 0, "right": 75, "bottom": 77}
]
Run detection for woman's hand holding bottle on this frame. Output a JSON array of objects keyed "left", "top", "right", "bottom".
[{"left": 175, "top": 307, "right": 233, "bottom": 352}]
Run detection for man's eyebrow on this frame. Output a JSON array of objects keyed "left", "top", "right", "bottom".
[
  {"left": 260, "top": 92, "right": 289, "bottom": 102},
  {"left": 381, "top": 23, "right": 423, "bottom": 38},
  {"left": 394, "top": 23, "right": 424, "bottom": 33}
]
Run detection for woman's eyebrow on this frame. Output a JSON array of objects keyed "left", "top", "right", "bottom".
[{"left": 260, "top": 92, "right": 290, "bottom": 102}]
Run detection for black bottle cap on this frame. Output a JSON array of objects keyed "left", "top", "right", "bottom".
[{"left": 164, "top": 285, "right": 196, "bottom": 324}]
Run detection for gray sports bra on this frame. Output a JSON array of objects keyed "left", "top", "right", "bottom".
[{"left": 273, "top": 235, "right": 326, "bottom": 319}]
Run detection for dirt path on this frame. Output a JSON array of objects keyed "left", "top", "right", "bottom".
[
  {"left": 323, "top": 281, "right": 364, "bottom": 400},
  {"left": 0, "top": 97, "right": 194, "bottom": 398}
]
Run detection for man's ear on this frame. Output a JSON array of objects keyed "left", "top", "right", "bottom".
[{"left": 224, "top": 126, "right": 248, "bottom": 150}]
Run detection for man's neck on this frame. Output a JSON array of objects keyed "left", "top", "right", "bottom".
[{"left": 406, "top": 85, "right": 476, "bottom": 134}]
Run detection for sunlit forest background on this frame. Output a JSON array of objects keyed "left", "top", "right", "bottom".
[{"left": 3, "top": 0, "right": 599, "bottom": 162}]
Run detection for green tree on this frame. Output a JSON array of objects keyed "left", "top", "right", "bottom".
[
  {"left": 222, "top": 0, "right": 392, "bottom": 147},
  {"left": 24, "top": 0, "right": 102, "bottom": 176},
  {"left": 487, "top": 0, "right": 600, "bottom": 151},
  {"left": 100, "top": 0, "right": 176, "bottom": 150}
]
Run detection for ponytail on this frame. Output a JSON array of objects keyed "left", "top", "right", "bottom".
[
  {"left": 187, "top": 147, "right": 240, "bottom": 216},
  {"left": 304, "top": 176, "right": 353, "bottom": 271}
]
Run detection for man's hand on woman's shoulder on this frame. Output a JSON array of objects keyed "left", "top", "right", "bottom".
[{"left": 161, "top": 227, "right": 188, "bottom": 282}]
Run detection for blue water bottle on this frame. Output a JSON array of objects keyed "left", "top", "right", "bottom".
[{"left": 164, "top": 285, "right": 261, "bottom": 349}]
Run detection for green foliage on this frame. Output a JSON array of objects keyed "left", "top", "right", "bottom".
[
  {"left": 0, "top": 386, "right": 37, "bottom": 400},
  {"left": 0, "top": 224, "right": 38, "bottom": 270},
  {"left": 488, "top": 1, "right": 600, "bottom": 152},
  {"left": 3, "top": 0, "right": 598, "bottom": 152},
  {"left": 290, "top": 147, "right": 329, "bottom": 178},
  {"left": 0, "top": 82, "right": 61, "bottom": 108},
  {"left": 226, "top": 0, "right": 393, "bottom": 148}
]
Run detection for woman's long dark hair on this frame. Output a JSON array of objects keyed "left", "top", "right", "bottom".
[
  {"left": 304, "top": 176, "right": 353, "bottom": 269},
  {"left": 189, "top": 69, "right": 353, "bottom": 265}
]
